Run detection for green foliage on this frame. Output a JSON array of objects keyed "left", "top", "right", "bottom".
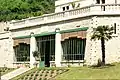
[
  {"left": 70, "top": 2, "right": 80, "bottom": 9},
  {"left": 0, "top": 0, "right": 55, "bottom": 21},
  {"left": 71, "top": 2, "right": 76, "bottom": 9},
  {"left": 91, "top": 25, "right": 114, "bottom": 65},
  {"left": 91, "top": 25, "right": 114, "bottom": 41},
  {"left": 33, "top": 51, "right": 41, "bottom": 61},
  {"left": 33, "top": 51, "right": 39, "bottom": 57}
]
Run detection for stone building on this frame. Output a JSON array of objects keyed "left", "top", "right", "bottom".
[{"left": 0, "top": 0, "right": 120, "bottom": 68}]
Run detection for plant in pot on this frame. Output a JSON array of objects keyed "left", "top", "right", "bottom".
[{"left": 33, "top": 51, "right": 41, "bottom": 67}]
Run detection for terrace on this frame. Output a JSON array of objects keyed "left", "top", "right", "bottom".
[{"left": 9, "top": 4, "right": 120, "bottom": 30}]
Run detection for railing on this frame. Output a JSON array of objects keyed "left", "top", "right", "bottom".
[{"left": 10, "top": 4, "right": 120, "bottom": 30}]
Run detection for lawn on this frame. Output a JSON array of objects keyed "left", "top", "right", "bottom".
[{"left": 56, "top": 63, "right": 120, "bottom": 80}]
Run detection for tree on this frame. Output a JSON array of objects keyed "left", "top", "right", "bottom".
[
  {"left": 91, "top": 25, "right": 114, "bottom": 65},
  {"left": 0, "top": 0, "right": 55, "bottom": 21}
]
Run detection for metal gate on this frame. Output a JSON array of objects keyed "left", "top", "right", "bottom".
[{"left": 36, "top": 35, "right": 55, "bottom": 67}]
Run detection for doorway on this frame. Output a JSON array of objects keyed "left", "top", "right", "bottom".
[
  {"left": 45, "top": 41, "right": 50, "bottom": 67},
  {"left": 36, "top": 35, "right": 55, "bottom": 67}
]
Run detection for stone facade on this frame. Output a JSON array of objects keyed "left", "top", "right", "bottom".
[
  {"left": 0, "top": 32, "right": 14, "bottom": 67},
  {"left": 0, "top": 0, "right": 120, "bottom": 67}
]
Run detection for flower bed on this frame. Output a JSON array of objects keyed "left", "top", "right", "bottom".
[
  {"left": 0, "top": 67, "right": 15, "bottom": 76},
  {"left": 11, "top": 68, "right": 69, "bottom": 80}
]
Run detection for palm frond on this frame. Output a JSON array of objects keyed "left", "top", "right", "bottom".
[{"left": 91, "top": 25, "right": 114, "bottom": 41}]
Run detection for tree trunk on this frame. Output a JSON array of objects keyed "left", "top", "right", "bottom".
[{"left": 101, "top": 37, "right": 105, "bottom": 65}]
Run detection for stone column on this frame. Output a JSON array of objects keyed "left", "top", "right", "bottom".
[
  {"left": 55, "top": 28, "right": 62, "bottom": 67},
  {"left": 30, "top": 33, "right": 36, "bottom": 68}
]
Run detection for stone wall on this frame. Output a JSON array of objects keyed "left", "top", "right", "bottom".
[
  {"left": 2, "top": 15, "right": 120, "bottom": 67},
  {"left": 85, "top": 16, "right": 120, "bottom": 65},
  {"left": 12, "top": 17, "right": 91, "bottom": 38},
  {"left": 11, "top": 17, "right": 91, "bottom": 67},
  {"left": 97, "top": 16, "right": 120, "bottom": 64},
  {"left": 0, "top": 22, "right": 8, "bottom": 32},
  {"left": 55, "top": 0, "right": 94, "bottom": 13},
  {"left": 0, "top": 32, "right": 14, "bottom": 68}
]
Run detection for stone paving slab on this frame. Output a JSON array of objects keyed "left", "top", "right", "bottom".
[{"left": 1, "top": 67, "right": 32, "bottom": 80}]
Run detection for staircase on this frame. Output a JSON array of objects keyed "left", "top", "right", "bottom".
[{"left": 1, "top": 67, "right": 32, "bottom": 80}]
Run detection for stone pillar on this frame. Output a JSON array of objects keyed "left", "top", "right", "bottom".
[
  {"left": 55, "top": 28, "right": 62, "bottom": 67},
  {"left": 30, "top": 33, "right": 36, "bottom": 68}
]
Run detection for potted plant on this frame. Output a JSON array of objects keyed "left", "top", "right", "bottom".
[
  {"left": 32, "top": 51, "right": 41, "bottom": 61},
  {"left": 32, "top": 51, "right": 41, "bottom": 67}
]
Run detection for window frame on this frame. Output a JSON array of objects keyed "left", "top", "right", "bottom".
[{"left": 61, "top": 37, "right": 86, "bottom": 61}]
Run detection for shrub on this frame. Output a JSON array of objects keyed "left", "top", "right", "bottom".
[
  {"left": 30, "top": 73, "right": 33, "bottom": 76},
  {"left": 51, "top": 70, "right": 54, "bottom": 74},
  {"left": 40, "top": 74, "right": 43, "bottom": 76},
  {"left": 39, "top": 78, "right": 42, "bottom": 80},
  {"left": 35, "top": 74, "right": 38, "bottom": 76},
  {"left": 44, "top": 78, "right": 47, "bottom": 80},
  {"left": 45, "top": 74, "right": 47, "bottom": 77}
]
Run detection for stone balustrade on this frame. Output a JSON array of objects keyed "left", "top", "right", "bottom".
[{"left": 9, "top": 4, "right": 120, "bottom": 30}]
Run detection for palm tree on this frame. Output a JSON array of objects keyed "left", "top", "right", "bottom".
[{"left": 91, "top": 25, "right": 114, "bottom": 65}]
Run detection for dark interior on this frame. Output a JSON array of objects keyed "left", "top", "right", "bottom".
[
  {"left": 45, "top": 41, "right": 50, "bottom": 67},
  {"left": 36, "top": 35, "right": 55, "bottom": 67}
]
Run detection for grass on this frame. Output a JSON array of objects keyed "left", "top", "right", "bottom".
[
  {"left": 10, "top": 63, "right": 120, "bottom": 80},
  {"left": 0, "top": 67, "right": 15, "bottom": 76},
  {"left": 56, "top": 63, "right": 120, "bottom": 80}
]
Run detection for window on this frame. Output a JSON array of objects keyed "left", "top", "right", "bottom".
[
  {"left": 66, "top": 6, "right": 69, "bottom": 10},
  {"left": 96, "top": 0, "right": 105, "bottom": 4},
  {"left": 14, "top": 43, "right": 30, "bottom": 62},
  {"left": 96, "top": 0, "right": 100, "bottom": 4},
  {"left": 62, "top": 6, "right": 70, "bottom": 11},
  {"left": 61, "top": 37, "right": 86, "bottom": 60},
  {"left": 63, "top": 7, "right": 65, "bottom": 11},
  {"left": 102, "top": 6, "right": 105, "bottom": 11},
  {"left": 102, "top": 0, "right": 105, "bottom": 4}
]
